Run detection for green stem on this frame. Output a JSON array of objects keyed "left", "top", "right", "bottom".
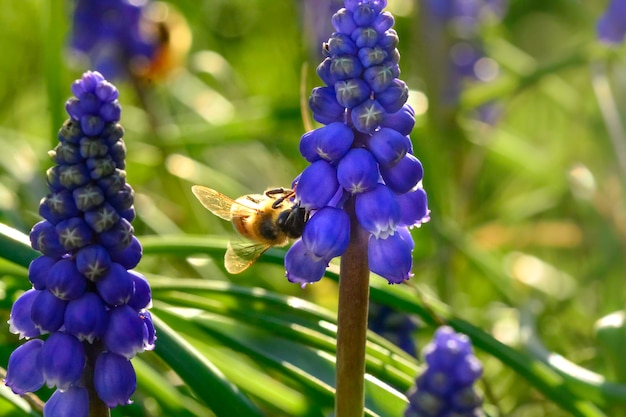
[
  {"left": 84, "top": 341, "right": 110, "bottom": 417},
  {"left": 335, "top": 197, "right": 370, "bottom": 417},
  {"left": 590, "top": 60, "right": 626, "bottom": 183}
]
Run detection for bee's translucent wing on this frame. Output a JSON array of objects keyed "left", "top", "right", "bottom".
[
  {"left": 191, "top": 185, "right": 259, "bottom": 221},
  {"left": 224, "top": 240, "right": 271, "bottom": 274},
  {"left": 191, "top": 185, "right": 235, "bottom": 220}
]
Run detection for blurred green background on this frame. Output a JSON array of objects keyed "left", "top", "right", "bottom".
[{"left": 1, "top": 0, "right": 626, "bottom": 416}]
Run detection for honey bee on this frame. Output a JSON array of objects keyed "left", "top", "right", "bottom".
[{"left": 191, "top": 185, "right": 308, "bottom": 274}]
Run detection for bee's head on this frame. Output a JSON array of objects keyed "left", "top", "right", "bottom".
[{"left": 277, "top": 204, "right": 308, "bottom": 239}]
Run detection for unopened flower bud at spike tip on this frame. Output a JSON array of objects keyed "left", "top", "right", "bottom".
[
  {"left": 332, "top": 8, "right": 357, "bottom": 35},
  {"left": 345, "top": 0, "right": 388, "bottom": 14}
]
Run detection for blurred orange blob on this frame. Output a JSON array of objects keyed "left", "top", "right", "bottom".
[{"left": 134, "top": 2, "right": 192, "bottom": 82}]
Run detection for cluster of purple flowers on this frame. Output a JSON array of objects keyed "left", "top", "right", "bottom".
[
  {"left": 285, "top": 0, "right": 429, "bottom": 285},
  {"left": 70, "top": 0, "right": 158, "bottom": 80},
  {"left": 368, "top": 303, "right": 419, "bottom": 356},
  {"left": 405, "top": 326, "right": 484, "bottom": 417},
  {"left": 424, "top": 0, "right": 507, "bottom": 111},
  {"left": 597, "top": 0, "right": 626, "bottom": 45},
  {"left": 5, "top": 71, "right": 154, "bottom": 415}
]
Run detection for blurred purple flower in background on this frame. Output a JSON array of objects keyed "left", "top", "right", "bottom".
[
  {"left": 70, "top": 0, "right": 191, "bottom": 82},
  {"left": 301, "top": 0, "right": 345, "bottom": 62},
  {"left": 597, "top": 0, "right": 626, "bottom": 45},
  {"left": 5, "top": 71, "right": 154, "bottom": 414},
  {"left": 368, "top": 303, "right": 419, "bottom": 356},
  {"left": 286, "top": 0, "right": 430, "bottom": 286},
  {"left": 422, "top": 0, "right": 508, "bottom": 109},
  {"left": 71, "top": 0, "right": 158, "bottom": 80},
  {"left": 405, "top": 326, "right": 484, "bottom": 417}
]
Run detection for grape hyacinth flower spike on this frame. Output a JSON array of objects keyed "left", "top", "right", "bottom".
[
  {"left": 286, "top": 1, "right": 429, "bottom": 415},
  {"left": 405, "top": 326, "right": 484, "bottom": 417},
  {"left": 5, "top": 71, "right": 154, "bottom": 415},
  {"left": 286, "top": 0, "right": 430, "bottom": 286}
]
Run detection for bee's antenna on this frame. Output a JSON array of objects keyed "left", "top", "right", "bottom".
[
  {"left": 269, "top": 189, "right": 296, "bottom": 209},
  {"left": 265, "top": 187, "right": 287, "bottom": 196}
]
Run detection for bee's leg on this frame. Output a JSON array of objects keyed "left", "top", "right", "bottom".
[
  {"left": 271, "top": 193, "right": 297, "bottom": 209},
  {"left": 272, "top": 197, "right": 286, "bottom": 209},
  {"left": 278, "top": 205, "right": 307, "bottom": 239}
]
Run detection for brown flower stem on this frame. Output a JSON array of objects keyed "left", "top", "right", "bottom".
[
  {"left": 84, "top": 340, "right": 110, "bottom": 417},
  {"left": 335, "top": 196, "right": 370, "bottom": 417}
]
